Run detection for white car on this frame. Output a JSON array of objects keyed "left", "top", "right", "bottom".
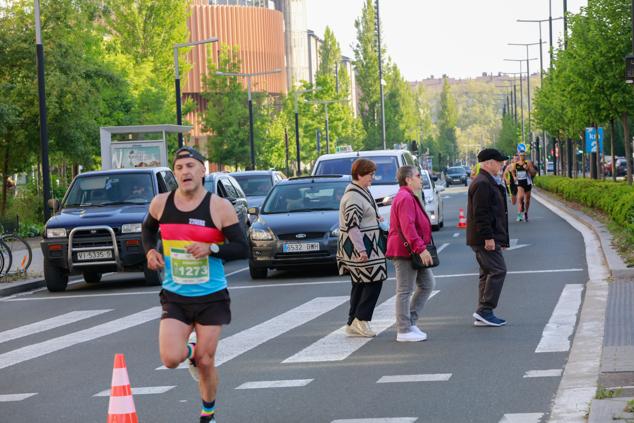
[
  {"left": 311, "top": 150, "right": 419, "bottom": 223},
  {"left": 420, "top": 169, "right": 444, "bottom": 231}
]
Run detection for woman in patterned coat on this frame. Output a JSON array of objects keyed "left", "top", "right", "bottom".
[{"left": 337, "top": 158, "right": 388, "bottom": 338}]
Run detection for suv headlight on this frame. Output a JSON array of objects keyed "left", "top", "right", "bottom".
[
  {"left": 330, "top": 228, "right": 340, "bottom": 237},
  {"left": 250, "top": 228, "right": 274, "bottom": 241},
  {"left": 46, "top": 228, "right": 67, "bottom": 238},
  {"left": 121, "top": 223, "right": 142, "bottom": 233}
]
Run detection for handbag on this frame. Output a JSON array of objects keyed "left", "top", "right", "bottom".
[{"left": 395, "top": 192, "right": 440, "bottom": 269}]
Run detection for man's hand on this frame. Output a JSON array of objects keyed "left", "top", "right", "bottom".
[
  {"left": 146, "top": 249, "right": 165, "bottom": 270},
  {"left": 419, "top": 249, "right": 433, "bottom": 266},
  {"left": 358, "top": 251, "right": 368, "bottom": 262},
  {"left": 185, "top": 242, "right": 211, "bottom": 259},
  {"left": 484, "top": 239, "right": 496, "bottom": 251}
]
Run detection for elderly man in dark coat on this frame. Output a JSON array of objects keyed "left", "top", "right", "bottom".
[{"left": 466, "top": 148, "right": 510, "bottom": 327}]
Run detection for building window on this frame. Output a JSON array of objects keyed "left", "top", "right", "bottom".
[{"left": 208, "top": 0, "right": 270, "bottom": 7}]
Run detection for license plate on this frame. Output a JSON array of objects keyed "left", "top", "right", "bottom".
[
  {"left": 77, "top": 250, "right": 112, "bottom": 260},
  {"left": 283, "top": 242, "right": 320, "bottom": 253}
]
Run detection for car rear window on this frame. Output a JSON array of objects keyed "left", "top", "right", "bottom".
[
  {"left": 314, "top": 156, "right": 399, "bottom": 185},
  {"left": 232, "top": 175, "right": 273, "bottom": 196}
]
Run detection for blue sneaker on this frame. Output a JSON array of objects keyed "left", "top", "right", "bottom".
[{"left": 473, "top": 311, "right": 506, "bottom": 327}]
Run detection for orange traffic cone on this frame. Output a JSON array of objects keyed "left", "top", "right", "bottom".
[
  {"left": 457, "top": 208, "right": 467, "bottom": 229},
  {"left": 107, "top": 354, "right": 139, "bottom": 423}
]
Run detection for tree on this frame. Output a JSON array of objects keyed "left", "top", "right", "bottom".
[
  {"left": 437, "top": 77, "right": 458, "bottom": 165},
  {"left": 384, "top": 62, "right": 418, "bottom": 146}
]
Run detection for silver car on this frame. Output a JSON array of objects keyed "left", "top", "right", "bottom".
[{"left": 420, "top": 169, "right": 444, "bottom": 231}]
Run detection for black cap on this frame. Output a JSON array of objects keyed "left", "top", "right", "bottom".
[
  {"left": 477, "top": 148, "right": 506, "bottom": 162},
  {"left": 173, "top": 146, "right": 206, "bottom": 166}
]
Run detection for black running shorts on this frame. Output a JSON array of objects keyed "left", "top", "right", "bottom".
[
  {"left": 517, "top": 180, "right": 532, "bottom": 192},
  {"left": 159, "top": 289, "right": 231, "bottom": 326},
  {"left": 509, "top": 180, "right": 518, "bottom": 196}
]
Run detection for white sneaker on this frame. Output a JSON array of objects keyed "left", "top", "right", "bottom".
[
  {"left": 396, "top": 330, "right": 427, "bottom": 342},
  {"left": 410, "top": 325, "right": 428, "bottom": 339},
  {"left": 187, "top": 331, "right": 199, "bottom": 382}
]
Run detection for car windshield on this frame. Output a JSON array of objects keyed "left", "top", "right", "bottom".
[
  {"left": 63, "top": 173, "right": 154, "bottom": 207},
  {"left": 447, "top": 167, "right": 465, "bottom": 175},
  {"left": 313, "top": 156, "right": 399, "bottom": 185},
  {"left": 261, "top": 181, "right": 348, "bottom": 214},
  {"left": 232, "top": 175, "right": 273, "bottom": 197}
]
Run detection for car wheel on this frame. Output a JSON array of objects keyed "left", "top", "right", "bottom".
[
  {"left": 249, "top": 261, "right": 267, "bottom": 279},
  {"left": 143, "top": 262, "right": 162, "bottom": 286},
  {"left": 44, "top": 261, "right": 69, "bottom": 292},
  {"left": 83, "top": 271, "right": 102, "bottom": 284},
  {"left": 432, "top": 223, "right": 440, "bottom": 231}
]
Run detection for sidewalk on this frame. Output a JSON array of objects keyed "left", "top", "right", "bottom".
[{"left": 534, "top": 189, "right": 634, "bottom": 422}]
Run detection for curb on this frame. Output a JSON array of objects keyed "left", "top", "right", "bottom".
[
  {"left": 0, "top": 278, "right": 46, "bottom": 298},
  {"left": 532, "top": 190, "right": 622, "bottom": 422}
]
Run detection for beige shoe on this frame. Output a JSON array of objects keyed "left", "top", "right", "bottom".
[
  {"left": 352, "top": 318, "right": 376, "bottom": 337},
  {"left": 345, "top": 323, "right": 363, "bottom": 337}
]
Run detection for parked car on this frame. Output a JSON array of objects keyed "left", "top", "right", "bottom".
[
  {"left": 41, "top": 167, "right": 177, "bottom": 292},
  {"left": 445, "top": 166, "right": 468, "bottom": 186},
  {"left": 605, "top": 157, "right": 627, "bottom": 177},
  {"left": 420, "top": 169, "right": 444, "bottom": 231},
  {"left": 204, "top": 173, "right": 249, "bottom": 230},
  {"left": 247, "top": 175, "right": 350, "bottom": 279},
  {"left": 311, "top": 149, "right": 419, "bottom": 223},
  {"left": 230, "top": 170, "right": 287, "bottom": 224}
]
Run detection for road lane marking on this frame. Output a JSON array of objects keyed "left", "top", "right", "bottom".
[
  {"left": 0, "top": 393, "right": 37, "bottom": 402},
  {"left": 235, "top": 379, "right": 313, "bottom": 390},
  {"left": 331, "top": 419, "right": 417, "bottom": 423},
  {"left": 523, "top": 369, "right": 562, "bottom": 378},
  {"left": 0, "top": 307, "right": 161, "bottom": 370},
  {"left": 452, "top": 232, "right": 460, "bottom": 238},
  {"left": 94, "top": 386, "right": 175, "bottom": 397},
  {"left": 377, "top": 374, "right": 451, "bottom": 383},
  {"left": 535, "top": 284, "right": 584, "bottom": 353},
  {"left": 0, "top": 310, "right": 112, "bottom": 344},
  {"left": 282, "top": 291, "right": 438, "bottom": 364},
  {"left": 157, "top": 296, "right": 349, "bottom": 370},
  {"left": 4, "top": 269, "right": 585, "bottom": 301},
  {"left": 507, "top": 239, "right": 530, "bottom": 251},
  {"left": 499, "top": 414, "right": 544, "bottom": 423},
  {"left": 225, "top": 267, "right": 248, "bottom": 277},
  {"left": 436, "top": 243, "right": 449, "bottom": 253}
]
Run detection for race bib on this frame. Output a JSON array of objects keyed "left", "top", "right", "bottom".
[
  {"left": 517, "top": 170, "right": 527, "bottom": 180},
  {"left": 170, "top": 248, "right": 209, "bottom": 284}
]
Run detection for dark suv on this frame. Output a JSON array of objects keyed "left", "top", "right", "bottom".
[
  {"left": 41, "top": 168, "right": 178, "bottom": 292},
  {"left": 445, "top": 166, "right": 468, "bottom": 186}
]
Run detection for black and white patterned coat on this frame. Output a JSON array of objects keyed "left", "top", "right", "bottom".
[{"left": 336, "top": 183, "right": 388, "bottom": 283}]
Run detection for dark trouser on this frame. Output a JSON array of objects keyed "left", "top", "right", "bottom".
[
  {"left": 471, "top": 246, "right": 507, "bottom": 314},
  {"left": 348, "top": 280, "right": 383, "bottom": 325}
]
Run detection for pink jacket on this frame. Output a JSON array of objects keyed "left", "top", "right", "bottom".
[{"left": 386, "top": 186, "right": 432, "bottom": 257}]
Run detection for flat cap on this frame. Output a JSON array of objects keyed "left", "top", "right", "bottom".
[{"left": 477, "top": 148, "right": 506, "bottom": 162}]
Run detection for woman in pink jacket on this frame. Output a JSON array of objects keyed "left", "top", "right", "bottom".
[{"left": 386, "top": 165, "right": 436, "bottom": 342}]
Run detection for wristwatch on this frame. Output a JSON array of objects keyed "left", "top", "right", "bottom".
[{"left": 209, "top": 243, "right": 220, "bottom": 254}]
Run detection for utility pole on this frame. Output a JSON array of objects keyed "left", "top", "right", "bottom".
[{"left": 375, "top": 0, "right": 386, "bottom": 149}]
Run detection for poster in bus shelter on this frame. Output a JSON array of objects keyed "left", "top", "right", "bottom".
[{"left": 111, "top": 144, "right": 162, "bottom": 169}]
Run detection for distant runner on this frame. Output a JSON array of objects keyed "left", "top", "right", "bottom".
[
  {"left": 503, "top": 154, "right": 518, "bottom": 207},
  {"left": 511, "top": 152, "right": 536, "bottom": 221}
]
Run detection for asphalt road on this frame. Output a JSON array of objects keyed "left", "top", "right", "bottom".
[{"left": 0, "top": 187, "right": 589, "bottom": 423}]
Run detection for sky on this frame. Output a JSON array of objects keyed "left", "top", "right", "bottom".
[{"left": 306, "top": 0, "right": 588, "bottom": 81}]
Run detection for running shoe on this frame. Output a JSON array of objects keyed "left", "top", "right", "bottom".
[
  {"left": 473, "top": 311, "right": 506, "bottom": 327},
  {"left": 524, "top": 212, "right": 528, "bottom": 222},
  {"left": 187, "top": 331, "right": 200, "bottom": 382},
  {"left": 516, "top": 212, "right": 523, "bottom": 222}
]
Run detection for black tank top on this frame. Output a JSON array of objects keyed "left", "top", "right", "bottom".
[{"left": 160, "top": 191, "right": 217, "bottom": 229}]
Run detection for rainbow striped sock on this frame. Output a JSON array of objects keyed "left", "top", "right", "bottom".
[{"left": 201, "top": 399, "right": 215, "bottom": 420}]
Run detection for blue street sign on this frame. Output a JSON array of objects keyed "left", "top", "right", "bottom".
[
  {"left": 517, "top": 143, "right": 526, "bottom": 153},
  {"left": 585, "top": 127, "right": 604, "bottom": 153}
]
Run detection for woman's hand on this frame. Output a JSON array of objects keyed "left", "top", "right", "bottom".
[
  {"left": 419, "top": 249, "right": 433, "bottom": 266},
  {"left": 358, "top": 251, "right": 368, "bottom": 262}
]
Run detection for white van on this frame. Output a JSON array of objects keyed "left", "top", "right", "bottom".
[{"left": 311, "top": 150, "right": 419, "bottom": 223}]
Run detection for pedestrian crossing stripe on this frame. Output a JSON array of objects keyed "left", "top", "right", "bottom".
[
  {"left": 376, "top": 374, "right": 451, "bottom": 383},
  {"left": 235, "top": 379, "right": 313, "bottom": 390},
  {"left": 283, "top": 291, "right": 439, "bottom": 364},
  {"left": 94, "top": 386, "right": 175, "bottom": 397},
  {"left": 535, "top": 284, "right": 584, "bottom": 353},
  {"left": 0, "top": 393, "right": 37, "bottom": 402}
]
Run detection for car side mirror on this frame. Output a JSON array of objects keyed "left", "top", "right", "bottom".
[
  {"left": 48, "top": 198, "right": 60, "bottom": 213},
  {"left": 248, "top": 206, "right": 259, "bottom": 215},
  {"left": 226, "top": 196, "right": 237, "bottom": 205}
]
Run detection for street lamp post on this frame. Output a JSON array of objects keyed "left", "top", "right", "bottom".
[
  {"left": 173, "top": 37, "right": 219, "bottom": 148},
  {"left": 216, "top": 69, "right": 282, "bottom": 170},
  {"left": 34, "top": 0, "right": 52, "bottom": 222},
  {"left": 306, "top": 99, "right": 349, "bottom": 154},
  {"left": 509, "top": 43, "right": 542, "bottom": 161},
  {"left": 293, "top": 87, "right": 320, "bottom": 176},
  {"left": 504, "top": 57, "right": 538, "bottom": 151},
  {"left": 375, "top": 0, "right": 387, "bottom": 149}
]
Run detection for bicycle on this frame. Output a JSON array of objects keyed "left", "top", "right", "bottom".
[{"left": 0, "top": 218, "right": 33, "bottom": 276}]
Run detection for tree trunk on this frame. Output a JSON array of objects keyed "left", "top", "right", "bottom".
[
  {"left": 610, "top": 118, "right": 616, "bottom": 182},
  {"left": 622, "top": 112, "right": 633, "bottom": 185},
  {"left": 1, "top": 148, "right": 8, "bottom": 217}
]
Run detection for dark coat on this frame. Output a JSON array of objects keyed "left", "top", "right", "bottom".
[{"left": 466, "top": 169, "right": 509, "bottom": 248}]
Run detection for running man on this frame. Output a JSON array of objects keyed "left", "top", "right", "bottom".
[
  {"left": 503, "top": 154, "right": 518, "bottom": 207},
  {"left": 142, "top": 146, "right": 248, "bottom": 423},
  {"left": 511, "top": 152, "right": 537, "bottom": 221}
]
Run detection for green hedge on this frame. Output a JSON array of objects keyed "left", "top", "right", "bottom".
[{"left": 533, "top": 176, "right": 634, "bottom": 232}]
